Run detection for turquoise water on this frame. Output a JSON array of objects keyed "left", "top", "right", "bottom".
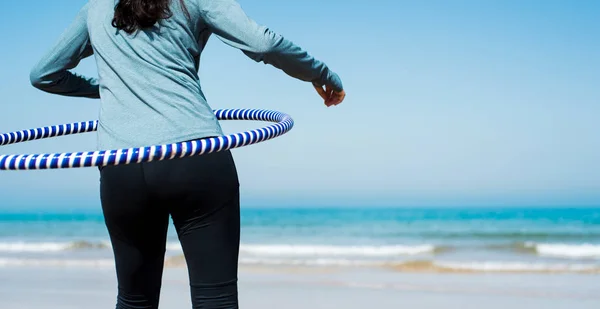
[{"left": 1, "top": 207, "right": 599, "bottom": 272}]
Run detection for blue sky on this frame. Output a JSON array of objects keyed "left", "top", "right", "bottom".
[{"left": 0, "top": 0, "right": 598, "bottom": 210}]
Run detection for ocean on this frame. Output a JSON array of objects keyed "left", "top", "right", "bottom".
[{"left": 1, "top": 207, "right": 599, "bottom": 273}]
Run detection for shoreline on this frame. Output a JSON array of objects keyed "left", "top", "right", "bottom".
[
  {"left": 1, "top": 266, "right": 599, "bottom": 309},
  {"left": 2, "top": 256, "right": 599, "bottom": 275}
]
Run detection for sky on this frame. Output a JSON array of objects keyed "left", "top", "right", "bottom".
[{"left": 0, "top": 0, "right": 598, "bottom": 210}]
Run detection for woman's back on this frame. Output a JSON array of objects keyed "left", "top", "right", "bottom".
[
  {"left": 30, "top": 0, "right": 344, "bottom": 150},
  {"left": 87, "top": 0, "right": 221, "bottom": 150}
]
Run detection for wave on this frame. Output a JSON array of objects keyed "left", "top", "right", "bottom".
[
  {"left": 0, "top": 241, "right": 185, "bottom": 253},
  {"left": 239, "top": 257, "right": 380, "bottom": 267},
  {"left": 164, "top": 242, "right": 600, "bottom": 260},
  {"left": 485, "top": 242, "right": 600, "bottom": 259},
  {"left": 0, "top": 241, "right": 110, "bottom": 252},
  {"left": 239, "top": 244, "right": 441, "bottom": 257},
  {"left": 161, "top": 243, "right": 443, "bottom": 257},
  {"left": 3, "top": 240, "right": 598, "bottom": 262},
  {"left": 164, "top": 256, "right": 384, "bottom": 268},
  {"left": 0, "top": 258, "right": 114, "bottom": 268},
  {"left": 523, "top": 243, "right": 600, "bottom": 259},
  {"left": 415, "top": 231, "right": 600, "bottom": 240}
]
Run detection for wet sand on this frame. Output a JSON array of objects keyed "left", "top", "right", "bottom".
[{"left": 0, "top": 265, "right": 599, "bottom": 309}]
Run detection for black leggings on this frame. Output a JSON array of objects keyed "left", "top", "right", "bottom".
[{"left": 99, "top": 149, "right": 240, "bottom": 309}]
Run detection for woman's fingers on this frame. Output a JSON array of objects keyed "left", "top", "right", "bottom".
[
  {"left": 326, "top": 90, "right": 346, "bottom": 106},
  {"left": 315, "top": 84, "right": 346, "bottom": 107},
  {"left": 326, "top": 84, "right": 334, "bottom": 98},
  {"left": 314, "top": 84, "right": 328, "bottom": 101}
]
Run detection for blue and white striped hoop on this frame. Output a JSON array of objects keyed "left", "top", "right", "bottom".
[{"left": 0, "top": 109, "right": 293, "bottom": 170}]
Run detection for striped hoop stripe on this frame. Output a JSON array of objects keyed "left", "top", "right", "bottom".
[{"left": 0, "top": 109, "right": 293, "bottom": 170}]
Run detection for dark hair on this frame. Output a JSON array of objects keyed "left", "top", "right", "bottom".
[{"left": 112, "top": 0, "right": 188, "bottom": 34}]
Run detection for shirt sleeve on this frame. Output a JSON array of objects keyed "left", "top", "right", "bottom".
[
  {"left": 29, "top": 2, "right": 100, "bottom": 99},
  {"left": 198, "top": 0, "right": 343, "bottom": 92}
]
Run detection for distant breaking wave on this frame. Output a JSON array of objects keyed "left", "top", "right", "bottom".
[
  {"left": 0, "top": 242, "right": 444, "bottom": 257},
  {"left": 485, "top": 242, "right": 600, "bottom": 259},
  {"left": 0, "top": 258, "right": 114, "bottom": 268},
  {"left": 0, "top": 241, "right": 110, "bottom": 252},
  {"left": 239, "top": 244, "right": 442, "bottom": 257},
  {"left": 523, "top": 243, "right": 600, "bottom": 259},
  {"left": 136, "top": 243, "right": 444, "bottom": 257},
  {"left": 411, "top": 231, "right": 600, "bottom": 240}
]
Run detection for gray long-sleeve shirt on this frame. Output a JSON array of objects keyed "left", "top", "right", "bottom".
[{"left": 30, "top": 0, "right": 343, "bottom": 150}]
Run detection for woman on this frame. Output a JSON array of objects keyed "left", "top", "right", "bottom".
[{"left": 29, "top": 0, "right": 345, "bottom": 308}]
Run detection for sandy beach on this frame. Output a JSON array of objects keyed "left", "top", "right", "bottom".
[
  {"left": 1, "top": 207, "right": 599, "bottom": 308},
  {"left": 1, "top": 265, "right": 598, "bottom": 309}
]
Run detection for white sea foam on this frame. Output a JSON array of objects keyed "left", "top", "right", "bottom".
[
  {"left": 238, "top": 244, "right": 436, "bottom": 257},
  {"left": 0, "top": 241, "right": 182, "bottom": 253},
  {"left": 0, "top": 256, "right": 597, "bottom": 274},
  {"left": 0, "top": 242, "right": 71, "bottom": 252},
  {"left": 166, "top": 243, "right": 183, "bottom": 251},
  {"left": 525, "top": 242, "right": 600, "bottom": 259},
  {"left": 0, "top": 258, "right": 114, "bottom": 268},
  {"left": 0, "top": 241, "right": 111, "bottom": 252},
  {"left": 435, "top": 261, "right": 599, "bottom": 272},
  {"left": 239, "top": 257, "right": 381, "bottom": 267},
  {"left": 239, "top": 258, "right": 600, "bottom": 273},
  {"left": 164, "top": 244, "right": 437, "bottom": 257}
]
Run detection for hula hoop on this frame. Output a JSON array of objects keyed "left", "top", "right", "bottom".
[{"left": 0, "top": 109, "right": 293, "bottom": 171}]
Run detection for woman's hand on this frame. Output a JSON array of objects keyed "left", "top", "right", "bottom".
[{"left": 314, "top": 84, "right": 346, "bottom": 107}]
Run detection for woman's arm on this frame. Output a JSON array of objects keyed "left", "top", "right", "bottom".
[
  {"left": 30, "top": 3, "right": 100, "bottom": 99},
  {"left": 198, "top": 0, "right": 343, "bottom": 92}
]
